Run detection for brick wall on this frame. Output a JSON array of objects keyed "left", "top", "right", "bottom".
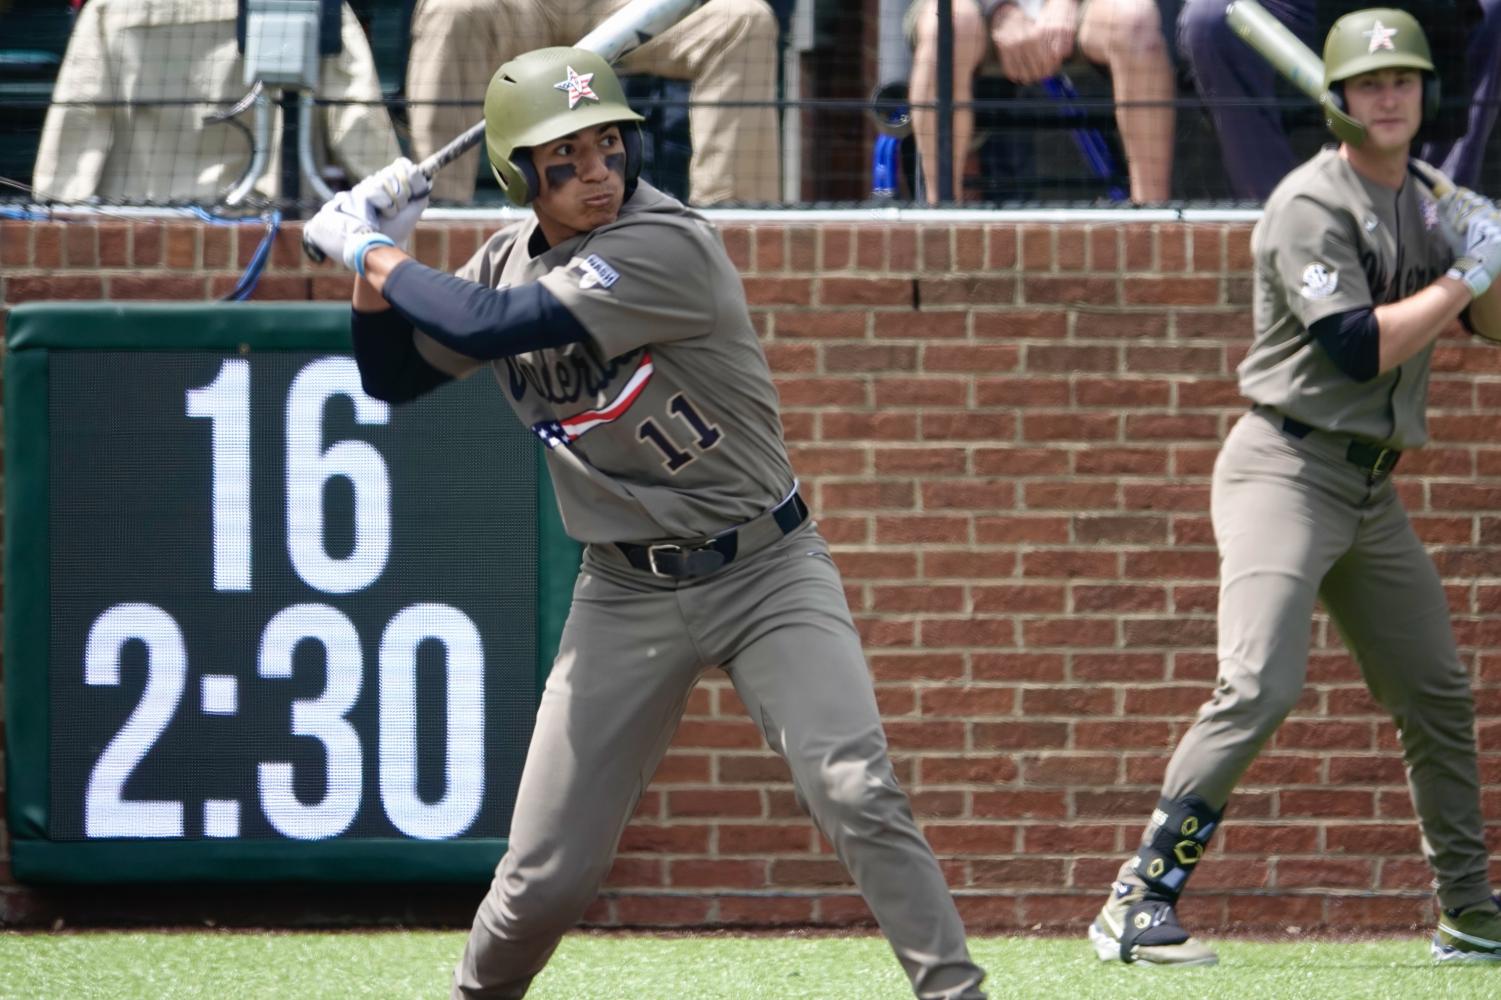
[{"left": 3, "top": 215, "right": 1500, "bottom": 933}]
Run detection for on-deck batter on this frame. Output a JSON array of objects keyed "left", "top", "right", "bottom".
[{"left": 1085, "top": 6, "right": 1501, "bottom": 968}]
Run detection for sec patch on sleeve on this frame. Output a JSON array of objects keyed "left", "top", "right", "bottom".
[
  {"left": 574, "top": 254, "right": 620, "bottom": 290},
  {"left": 1299, "top": 261, "right": 1339, "bottom": 300}
]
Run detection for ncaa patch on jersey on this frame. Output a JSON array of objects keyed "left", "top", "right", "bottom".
[
  {"left": 574, "top": 254, "right": 619, "bottom": 290},
  {"left": 1300, "top": 261, "right": 1338, "bottom": 300}
]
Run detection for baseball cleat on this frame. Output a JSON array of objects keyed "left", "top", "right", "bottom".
[
  {"left": 1089, "top": 881, "right": 1219, "bottom": 966},
  {"left": 1433, "top": 896, "right": 1501, "bottom": 962}
]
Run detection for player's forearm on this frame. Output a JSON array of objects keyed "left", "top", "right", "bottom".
[
  {"left": 1374, "top": 277, "right": 1473, "bottom": 372},
  {"left": 358, "top": 245, "right": 411, "bottom": 297}
]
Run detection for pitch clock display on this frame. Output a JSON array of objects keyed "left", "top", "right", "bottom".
[{"left": 5, "top": 304, "right": 576, "bottom": 882}]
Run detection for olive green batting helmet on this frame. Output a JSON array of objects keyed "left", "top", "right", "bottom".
[
  {"left": 483, "top": 47, "right": 645, "bottom": 207},
  {"left": 1323, "top": 8, "right": 1439, "bottom": 121}
]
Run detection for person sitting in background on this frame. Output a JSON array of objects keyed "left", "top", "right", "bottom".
[
  {"left": 33, "top": 0, "right": 400, "bottom": 204},
  {"left": 404, "top": 0, "right": 781, "bottom": 205},
  {"left": 1178, "top": 0, "right": 1499, "bottom": 200},
  {"left": 907, "top": 0, "right": 1175, "bottom": 203}
]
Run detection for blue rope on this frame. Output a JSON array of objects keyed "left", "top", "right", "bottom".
[
  {"left": 2, "top": 204, "right": 281, "bottom": 300},
  {"left": 187, "top": 207, "right": 283, "bottom": 301}
]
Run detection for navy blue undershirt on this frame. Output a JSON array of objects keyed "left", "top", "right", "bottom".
[
  {"left": 1310, "top": 307, "right": 1381, "bottom": 382},
  {"left": 350, "top": 258, "right": 591, "bottom": 404}
]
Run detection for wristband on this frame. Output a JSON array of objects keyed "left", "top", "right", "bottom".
[
  {"left": 347, "top": 232, "right": 397, "bottom": 278},
  {"left": 1448, "top": 261, "right": 1494, "bottom": 300}
]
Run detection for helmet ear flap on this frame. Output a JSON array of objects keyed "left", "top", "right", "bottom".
[
  {"left": 621, "top": 122, "right": 643, "bottom": 197},
  {"left": 511, "top": 149, "right": 540, "bottom": 206},
  {"left": 491, "top": 151, "right": 537, "bottom": 207}
]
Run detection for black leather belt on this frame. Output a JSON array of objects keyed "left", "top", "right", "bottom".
[
  {"left": 616, "top": 491, "right": 810, "bottom": 580},
  {"left": 1278, "top": 414, "right": 1401, "bottom": 478}
]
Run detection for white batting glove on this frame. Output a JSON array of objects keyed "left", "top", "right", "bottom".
[
  {"left": 353, "top": 157, "right": 431, "bottom": 249},
  {"left": 1443, "top": 206, "right": 1501, "bottom": 299},
  {"left": 304, "top": 191, "right": 395, "bottom": 277}
]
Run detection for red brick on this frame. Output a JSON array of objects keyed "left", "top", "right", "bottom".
[
  {"left": 920, "top": 227, "right": 951, "bottom": 271},
  {"left": 612, "top": 897, "right": 713, "bottom": 926},
  {"left": 97, "top": 222, "right": 130, "bottom": 266},
  {"left": 820, "top": 225, "right": 852, "bottom": 270},
  {"left": 34, "top": 221, "right": 63, "bottom": 266},
  {"left": 917, "top": 275, "right": 1016, "bottom": 305},
  {"left": 788, "top": 226, "right": 817, "bottom": 271},
  {"left": 819, "top": 276, "right": 908, "bottom": 306},
  {"left": 164, "top": 224, "right": 197, "bottom": 269},
  {"left": 132, "top": 222, "right": 163, "bottom": 265},
  {"left": 924, "top": 344, "right": 1022, "bottom": 373},
  {"left": 755, "top": 226, "right": 785, "bottom": 271},
  {"left": 971, "top": 584, "right": 1066, "bottom": 613},
  {"left": 971, "top": 652, "right": 1065, "bottom": 681},
  {"left": 744, "top": 277, "right": 813, "bottom": 305},
  {"left": 64, "top": 222, "right": 97, "bottom": 267},
  {"left": 1, "top": 221, "right": 30, "bottom": 265},
  {"left": 889, "top": 226, "right": 917, "bottom": 271},
  {"left": 828, "top": 344, "right": 922, "bottom": 374},
  {"left": 1023, "top": 275, "right": 1117, "bottom": 304},
  {"left": 7, "top": 275, "right": 104, "bottom": 301},
  {"left": 719, "top": 897, "right": 816, "bottom": 926},
  {"left": 202, "top": 226, "right": 231, "bottom": 269}
]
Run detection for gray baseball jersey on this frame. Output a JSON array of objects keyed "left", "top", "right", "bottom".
[
  {"left": 1240, "top": 148, "right": 1454, "bottom": 448},
  {"left": 414, "top": 182, "right": 793, "bottom": 544}
]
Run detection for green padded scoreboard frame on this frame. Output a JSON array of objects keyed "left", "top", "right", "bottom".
[{"left": 3, "top": 301, "right": 579, "bottom": 883}]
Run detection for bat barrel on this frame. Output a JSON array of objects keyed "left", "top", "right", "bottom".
[{"left": 1225, "top": 0, "right": 1327, "bottom": 103}]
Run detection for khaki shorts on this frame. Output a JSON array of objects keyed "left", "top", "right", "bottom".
[{"left": 903, "top": 0, "right": 1009, "bottom": 46}]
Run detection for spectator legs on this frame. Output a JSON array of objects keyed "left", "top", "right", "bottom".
[
  {"left": 910, "top": 0, "right": 990, "bottom": 204},
  {"left": 1077, "top": 0, "right": 1174, "bottom": 203},
  {"left": 406, "top": 0, "right": 556, "bottom": 204},
  {"left": 1420, "top": 0, "right": 1501, "bottom": 188},
  {"left": 1178, "top": 0, "right": 1315, "bottom": 201},
  {"left": 620, "top": 0, "right": 782, "bottom": 205}
]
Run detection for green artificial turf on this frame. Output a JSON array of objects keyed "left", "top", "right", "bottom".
[{"left": 2, "top": 931, "right": 1498, "bottom": 999}]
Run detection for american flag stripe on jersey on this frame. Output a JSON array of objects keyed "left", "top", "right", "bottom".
[{"left": 531, "top": 352, "right": 654, "bottom": 448}]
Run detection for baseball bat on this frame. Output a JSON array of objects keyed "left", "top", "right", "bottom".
[
  {"left": 305, "top": 0, "right": 707, "bottom": 262},
  {"left": 417, "top": 0, "right": 708, "bottom": 179},
  {"left": 1223, "top": 0, "right": 1366, "bottom": 147}
]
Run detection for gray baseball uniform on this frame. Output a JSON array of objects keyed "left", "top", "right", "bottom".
[
  {"left": 411, "top": 183, "right": 987, "bottom": 1000},
  {"left": 1125, "top": 148, "right": 1494, "bottom": 911}
]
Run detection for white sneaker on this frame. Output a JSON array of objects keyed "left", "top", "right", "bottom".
[{"left": 1089, "top": 881, "right": 1218, "bottom": 967}]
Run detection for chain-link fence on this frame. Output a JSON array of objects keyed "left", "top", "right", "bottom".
[{"left": 0, "top": 0, "right": 1496, "bottom": 215}]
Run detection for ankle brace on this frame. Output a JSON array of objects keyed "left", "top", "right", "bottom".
[{"left": 1128, "top": 794, "right": 1221, "bottom": 901}]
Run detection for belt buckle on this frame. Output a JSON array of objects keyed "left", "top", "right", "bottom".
[
  {"left": 1371, "top": 447, "right": 1398, "bottom": 476},
  {"left": 647, "top": 543, "right": 687, "bottom": 578}
]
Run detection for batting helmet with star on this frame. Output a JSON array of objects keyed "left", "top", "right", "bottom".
[{"left": 483, "top": 47, "right": 646, "bottom": 207}]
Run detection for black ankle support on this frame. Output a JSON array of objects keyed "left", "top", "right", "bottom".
[
  {"left": 1128, "top": 794, "right": 1222, "bottom": 901},
  {"left": 1119, "top": 898, "right": 1193, "bottom": 963}
]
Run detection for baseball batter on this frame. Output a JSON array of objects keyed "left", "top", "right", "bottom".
[
  {"left": 304, "top": 47, "right": 988, "bottom": 1000},
  {"left": 1088, "top": 8, "right": 1501, "bottom": 967}
]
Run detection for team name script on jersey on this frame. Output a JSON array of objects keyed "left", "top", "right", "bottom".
[
  {"left": 1359, "top": 248, "right": 1446, "bottom": 304},
  {"left": 504, "top": 346, "right": 645, "bottom": 405}
]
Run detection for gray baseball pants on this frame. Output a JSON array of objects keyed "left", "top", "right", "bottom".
[
  {"left": 452, "top": 522, "right": 987, "bottom": 999},
  {"left": 1146, "top": 408, "right": 1492, "bottom": 910}
]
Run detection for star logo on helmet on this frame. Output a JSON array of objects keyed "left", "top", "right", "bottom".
[
  {"left": 1364, "top": 20, "right": 1398, "bottom": 52},
  {"left": 554, "top": 66, "right": 599, "bottom": 109}
]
